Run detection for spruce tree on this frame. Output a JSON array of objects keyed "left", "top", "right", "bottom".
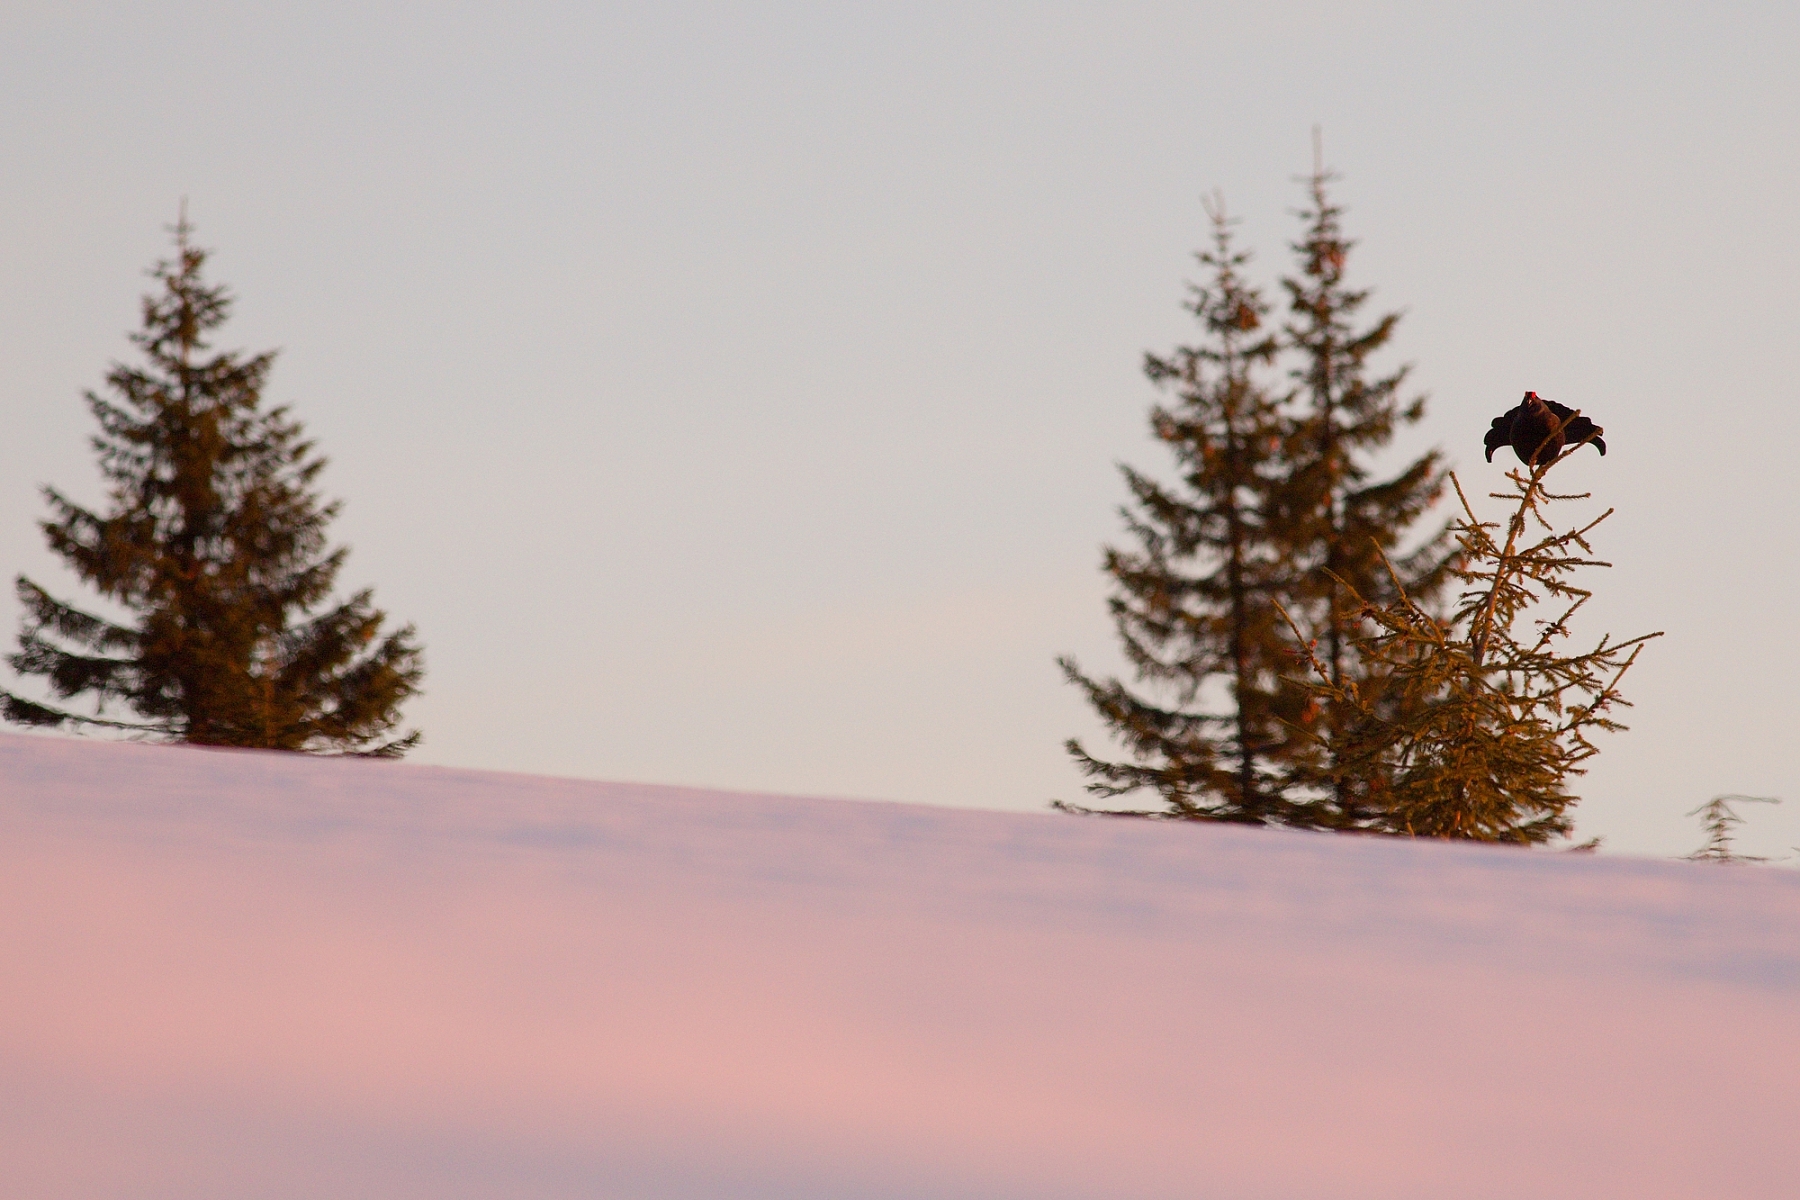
[
  {"left": 1282, "top": 435, "right": 1660, "bottom": 842},
  {"left": 1059, "top": 200, "right": 1319, "bottom": 824},
  {"left": 1276, "top": 143, "right": 1452, "bottom": 822},
  {"left": 1686, "top": 796, "right": 1779, "bottom": 863},
  {"left": 2, "top": 214, "right": 423, "bottom": 756}
]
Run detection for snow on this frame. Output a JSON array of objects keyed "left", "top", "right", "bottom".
[{"left": 2, "top": 732, "right": 1796, "bottom": 1200}]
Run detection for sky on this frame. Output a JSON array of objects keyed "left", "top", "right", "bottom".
[
  {"left": 2, "top": 1, "right": 1797, "bottom": 859},
  {"left": 5, "top": 733, "right": 1797, "bottom": 1198}
]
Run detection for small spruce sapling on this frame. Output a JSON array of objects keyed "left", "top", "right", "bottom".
[
  {"left": 1686, "top": 795, "right": 1780, "bottom": 863},
  {"left": 1280, "top": 410, "right": 1662, "bottom": 841}
]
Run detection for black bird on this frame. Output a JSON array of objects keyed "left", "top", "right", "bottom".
[{"left": 1484, "top": 391, "right": 1606, "bottom": 465}]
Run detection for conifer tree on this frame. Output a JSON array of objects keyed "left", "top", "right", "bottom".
[
  {"left": 1686, "top": 795, "right": 1779, "bottom": 863},
  {"left": 1283, "top": 433, "right": 1660, "bottom": 842},
  {"left": 2, "top": 214, "right": 423, "bottom": 756},
  {"left": 1059, "top": 200, "right": 1320, "bottom": 824},
  {"left": 1277, "top": 143, "right": 1452, "bottom": 821}
]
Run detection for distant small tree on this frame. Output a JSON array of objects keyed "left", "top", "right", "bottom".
[
  {"left": 1686, "top": 795, "right": 1780, "bottom": 863},
  {"left": 1059, "top": 199, "right": 1322, "bottom": 825},
  {"left": 1283, "top": 425, "right": 1660, "bottom": 842},
  {"left": 2, "top": 213, "right": 423, "bottom": 755}
]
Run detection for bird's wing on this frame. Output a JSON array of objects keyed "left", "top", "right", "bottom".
[
  {"left": 1543, "top": 401, "right": 1608, "bottom": 456},
  {"left": 1484, "top": 410, "right": 1516, "bottom": 462},
  {"left": 1562, "top": 413, "right": 1606, "bottom": 455}
]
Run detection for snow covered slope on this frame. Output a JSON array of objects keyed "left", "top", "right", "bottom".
[{"left": 2, "top": 732, "right": 1795, "bottom": 1200}]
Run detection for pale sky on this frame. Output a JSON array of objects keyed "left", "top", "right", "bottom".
[{"left": 3, "top": 1, "right": 1796, "bottom": 859}]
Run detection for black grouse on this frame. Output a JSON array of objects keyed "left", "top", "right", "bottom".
[{"left": 1484, "top": 391, "right": 1605, "bottom": 466}]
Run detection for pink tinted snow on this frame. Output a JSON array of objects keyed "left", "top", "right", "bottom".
[{"left": 1, "top": 733, "right": 1796, "bottom": 1200}]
